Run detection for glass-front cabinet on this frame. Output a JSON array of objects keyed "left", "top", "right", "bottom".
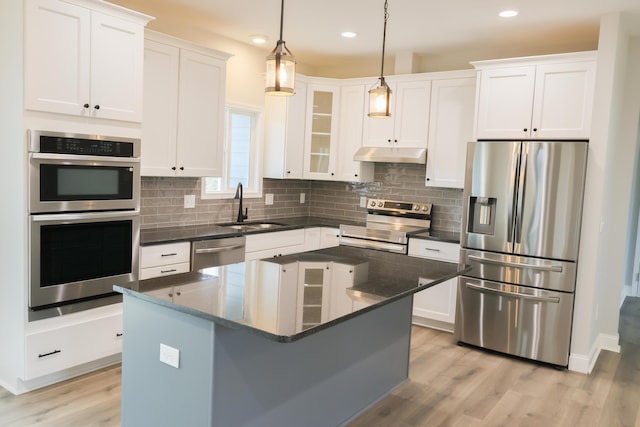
[
  {"left": 303, "top": 85, "right": 339, "bottom": 180},
  {"left": 296, "top": 262, "right": 331, "bottom": 331}
]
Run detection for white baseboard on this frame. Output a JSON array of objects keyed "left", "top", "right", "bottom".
[
  {"left": 14, "top": 353, "right": 121, "bottom": 395},
  {"left": 568, "top": 332, "right": 620, "bottom": 374}
]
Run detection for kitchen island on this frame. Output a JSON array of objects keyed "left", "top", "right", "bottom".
[{"left": 116, "top": 246, "right": 466, "bottom": 427}]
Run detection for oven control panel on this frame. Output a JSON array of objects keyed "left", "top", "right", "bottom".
[{"left": 367, "top": 198, "right": 432, "bottom": 216}]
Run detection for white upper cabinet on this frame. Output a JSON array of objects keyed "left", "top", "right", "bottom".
[
  {"left": 303, "top": 84, "right": 340, "bottom": 180},
  {"left": 425, "top": 76, "right": 476, "bottom": 188},
  {"left": 24, "top": 0, "right": 151, "bottom": 122},
  {"left": 142, "top": 31, "right": 230, "bottom": 177},
  {"left": 263, "top": 81, "right": 307, "bottom": 179},
  {"left": 335, "top": 84, "right": 374, "bottom": 182},
  {"left": 362, "top": 79, "right": 431, "bottom": 148},
  {"left": 473, "top": 52, "right": 596, "bottom": 140}
]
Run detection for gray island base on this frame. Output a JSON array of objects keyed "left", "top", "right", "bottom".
[{"left": 117, "top": 246, "right": 465, "bottom": 426}]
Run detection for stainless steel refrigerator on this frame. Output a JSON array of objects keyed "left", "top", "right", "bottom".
[{"left": 456, "top": 140, "right": 588, "bottom": 367}]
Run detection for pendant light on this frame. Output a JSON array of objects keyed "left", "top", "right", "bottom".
[
  {"left": 368, "top": 0, "right": 391, "bottom": 117},
  {"left": 265, "top": 0, "right": 296, "bottom": 96}
]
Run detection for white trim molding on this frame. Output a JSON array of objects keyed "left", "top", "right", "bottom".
[{"left": 568, "top": 333, "right": 620, "bottom": 374}]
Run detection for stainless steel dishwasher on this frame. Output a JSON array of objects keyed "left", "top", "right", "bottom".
[{"left": 191, "top": 236, "right": 246, "bottom": 270}]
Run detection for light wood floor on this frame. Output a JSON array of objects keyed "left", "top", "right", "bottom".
[{"left": 2, "top": 297, "right": 639, "bottom": 427}]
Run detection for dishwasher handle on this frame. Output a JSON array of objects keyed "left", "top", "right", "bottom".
[{"left": 194, "top": 244, "right": 245, "bottom": 254}]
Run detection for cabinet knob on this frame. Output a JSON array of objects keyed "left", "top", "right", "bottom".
[
  {"left": 354, "top": 174, "right": 358, "bottom": 177},
  {"left": 426, "top": 177, "right": 430, "bottom": 181},
  {"left": 116, "top": 333, "right": 123, "bottom": 337},
  {"left": 533, "top": 128, "right": 538, "bottom": 132},
  {"left": 171, "top": 166, "right": 177, "bottom": 171},
  {"left": 523, "top": 128, "right": 528, "bottom": 132},
  {"left": 94, "top": 105, "right": 100, "bottom": 110},
  {"left": 179, "top": 166, "right": 184, "bottom": 171},
  {"left": 286, "top": 171, "right": 291, "bottom": 174},
  {"left": 394, "top": 139, "right": 398, "bottom": 144},
  {"left": 331, "top": 172, "right": 334, "bottom": 176},
  {"left": 83, "top": 103, "right": 90, "bottom": 108}
]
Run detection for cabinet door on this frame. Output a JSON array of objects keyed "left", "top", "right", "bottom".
[
  {"left": 141, "top": 40, "right": 180, "bottom": 176},
  {"left": 25, "top": 0, "right": 91, "bottom": 116},
  {"left": 296, "top": 262, "right": 331, "bottom": 331},
  {"left": 531, "top": 62, "right": 596, "bottom": 139},
  {"left": 90, "top": 11, "right": 144, "bottom": 122},
  {"left": 336, "top": 84, "right": 373, "bottom": 182},
  {"left": 413, "top": 278, "right": 457, "bottom": 327},
  {"left": 304, "top": 85, "right": 340, "bottom": 179},
  {"left": 394, "top": 80, "right": 431, "bottom": 147},
  {"left": 263, "top": 81, "right": 307, "bottom": 179},
  {"left": 426, "top": 78, "right": 476, "bottom": 188},
  {"left": 328, "top": 263, "right": 355, "bottom": 320},
  {"left": 175, "top": 50, "right": 226, "bottom": 177},
  {"left": 476, "top": 66, "right": 536, "bottom": 140}
]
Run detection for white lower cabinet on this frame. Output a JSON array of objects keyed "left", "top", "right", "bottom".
[
  {"left": 408, "top": 239, "right": 460, "bottom": 332},
  {"left": 24, "top": 307, "right": 123, "bottom": 380},
  {"left": 244, "top": 229, "right": 306, "bottom": 261},
  {"left": 140, "top": 242, "right": 191, "bottom": 280}
]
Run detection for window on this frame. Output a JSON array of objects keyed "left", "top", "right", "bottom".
[{"left": 202, "top": 105, "right": 262, "bottom": 199}]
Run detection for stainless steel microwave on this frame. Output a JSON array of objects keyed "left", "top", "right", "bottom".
[{"left": 28, "top": 130, "right": 140, "bottom": 213}]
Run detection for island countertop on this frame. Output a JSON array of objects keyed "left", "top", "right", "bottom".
[{"left": 116, "top": 245, "right": 467, "bottom": 343}]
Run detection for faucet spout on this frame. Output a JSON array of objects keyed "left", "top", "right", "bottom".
[{"left": 234, "top": 182, "right": 248, "bottom": 223}]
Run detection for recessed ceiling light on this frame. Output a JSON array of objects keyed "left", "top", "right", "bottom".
[
  {"left": 341, "top": 31, "right": 358, "bottom": 38},
  {"left": 499, "top": 10, "right": 519, "bottom": 18},
  {"left": 250, "top": 34, "right": 268, "bottom": 44}
]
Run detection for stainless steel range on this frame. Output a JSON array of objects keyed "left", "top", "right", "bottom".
[{"left": 339, "top": 199, "right": 432, "bottom": 254}]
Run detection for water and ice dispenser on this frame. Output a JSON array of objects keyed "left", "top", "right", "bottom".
[{"left": 467, "top": 197, "right": 496, "bottom": 235}]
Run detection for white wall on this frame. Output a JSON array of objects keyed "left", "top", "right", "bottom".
[
  {"left": 569, "top": 11, "right": 640, "bottom": 373},
  {"left": 0, "top": 0, "right": 27, "bottom": 392}
]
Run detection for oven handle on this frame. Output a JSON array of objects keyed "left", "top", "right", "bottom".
[
  {"left": 30, "top": 152, "right": 140, "bottom": 163},
  {"left": 30, "top": 209, "right": 140, "bottom": 222},
  {"left": 339, "top": 236, "right": 406, "bottom": 253},
  {"left": 465, "top": 282, "right": 560, "bottom": 303}
]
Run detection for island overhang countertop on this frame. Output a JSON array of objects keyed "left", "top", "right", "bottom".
[{"left": 116, "top": 245, "right": 468, "bottom": 343}]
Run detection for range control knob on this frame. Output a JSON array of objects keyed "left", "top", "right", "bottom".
[
  {"left": 370, "top": 201, "right": 376, "bottom": 207},
  {"left": 422, "top": 205, "right": 429, "bottom": 212},
  {"left": 378, "top": 202, "right": 383, "bottom": 207},
  {"left": 414, "top": 205, "right": 420, "bottom": 211}
]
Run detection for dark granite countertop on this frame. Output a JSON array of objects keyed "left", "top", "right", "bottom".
[
  {"left": 116, "top": 245, "right": 468, "bottom": 343},
  {"left": 140, "top": 216, "right": 365, "bottom": 246},
  {"left": 141, "top": 215, "right": 459, "bottom": 246}
]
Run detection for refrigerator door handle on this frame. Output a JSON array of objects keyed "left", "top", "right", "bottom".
[
  {"left": 507, "top": 151, "right": 520, "bottom": 244},
  {"left": 514, "top": 153, "right": 528, "bottom": 244},
  {"left": 465, "top": 282, "right": 561, "bottom": 303},
  {"left": 468, "top": 254, "right": 564, "bottom": 272}
]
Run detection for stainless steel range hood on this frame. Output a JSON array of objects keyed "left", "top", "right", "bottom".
[{"left": 353, "top": 147, "right": 427, "bottom": 164}]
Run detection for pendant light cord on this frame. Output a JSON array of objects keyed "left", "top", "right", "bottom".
[
  {"left": 279, "top": 0, "right": 285, "bottom": 43},
  {"left": 379, "top": 0, "right": 389, "bottom": 80}
]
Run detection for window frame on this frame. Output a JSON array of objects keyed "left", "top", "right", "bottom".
[{"left": 201, "top": 103, "right": 263, "bottom": 200}]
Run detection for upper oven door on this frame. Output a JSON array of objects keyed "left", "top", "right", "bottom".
[{"left": 29, "top": 152, "right": 140, "bottom": 213}]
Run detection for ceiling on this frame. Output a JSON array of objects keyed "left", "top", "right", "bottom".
[{"left": 112, "top": 0, "right": 640, "bottom": 72}]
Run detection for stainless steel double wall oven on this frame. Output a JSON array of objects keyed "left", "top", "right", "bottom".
[{"left": 28, "top": 130, "right": 141, "bottom": 319}]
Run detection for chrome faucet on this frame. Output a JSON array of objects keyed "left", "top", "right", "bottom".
[{"left": 234, "top": 182, "right": 248, "bottom": 223}]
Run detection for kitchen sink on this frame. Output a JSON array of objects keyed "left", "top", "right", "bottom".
[{"left": 221, "top": 222, "right": 286, "bottom": 232}]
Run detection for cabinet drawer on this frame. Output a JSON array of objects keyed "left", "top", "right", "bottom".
[
  {"left": 140, "top": 242, "right": 190, "bottom": 268},
  {"left": 245, "top": 230, "right": 305, "bottom": 253},
  {"left": 408, "top": 239, "right": 459, "bottom": 263},
  {"left": 245, "top": 244, "right": 306, "bottom": 261},
  {"left": 140, "top": 262, "right": 191, "bottom": 280},
  {"left": 25, "top": 312, "right": 123, "bottom": 380}
]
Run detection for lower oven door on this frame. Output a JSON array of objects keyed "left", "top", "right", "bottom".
[
  {"left": 29, "top": 210, "right": 140, "bottom": 309},
  {"left": 454, "top": 276, "right": 574, "bottom": 366}
]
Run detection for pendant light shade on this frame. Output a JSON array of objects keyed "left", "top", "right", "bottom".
[
  {"left": 368, "top": 0, "right": 391, "bottom": 118},
  {"left": 266, "top": 0, "right": 296, "bottom": 96}
]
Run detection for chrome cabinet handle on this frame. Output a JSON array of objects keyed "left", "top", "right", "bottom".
[
  {"left": 38, "top": 349, "right": 61, "bottom": 358},
  {"left": 466, "top": 282, "right": 560, "bottom": 303},
  {"left": 468, "top": 255, "right": 563, "bottom": 272},
  {"left": 423, "top": 247, "right": 441, "bottom": 252}
]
